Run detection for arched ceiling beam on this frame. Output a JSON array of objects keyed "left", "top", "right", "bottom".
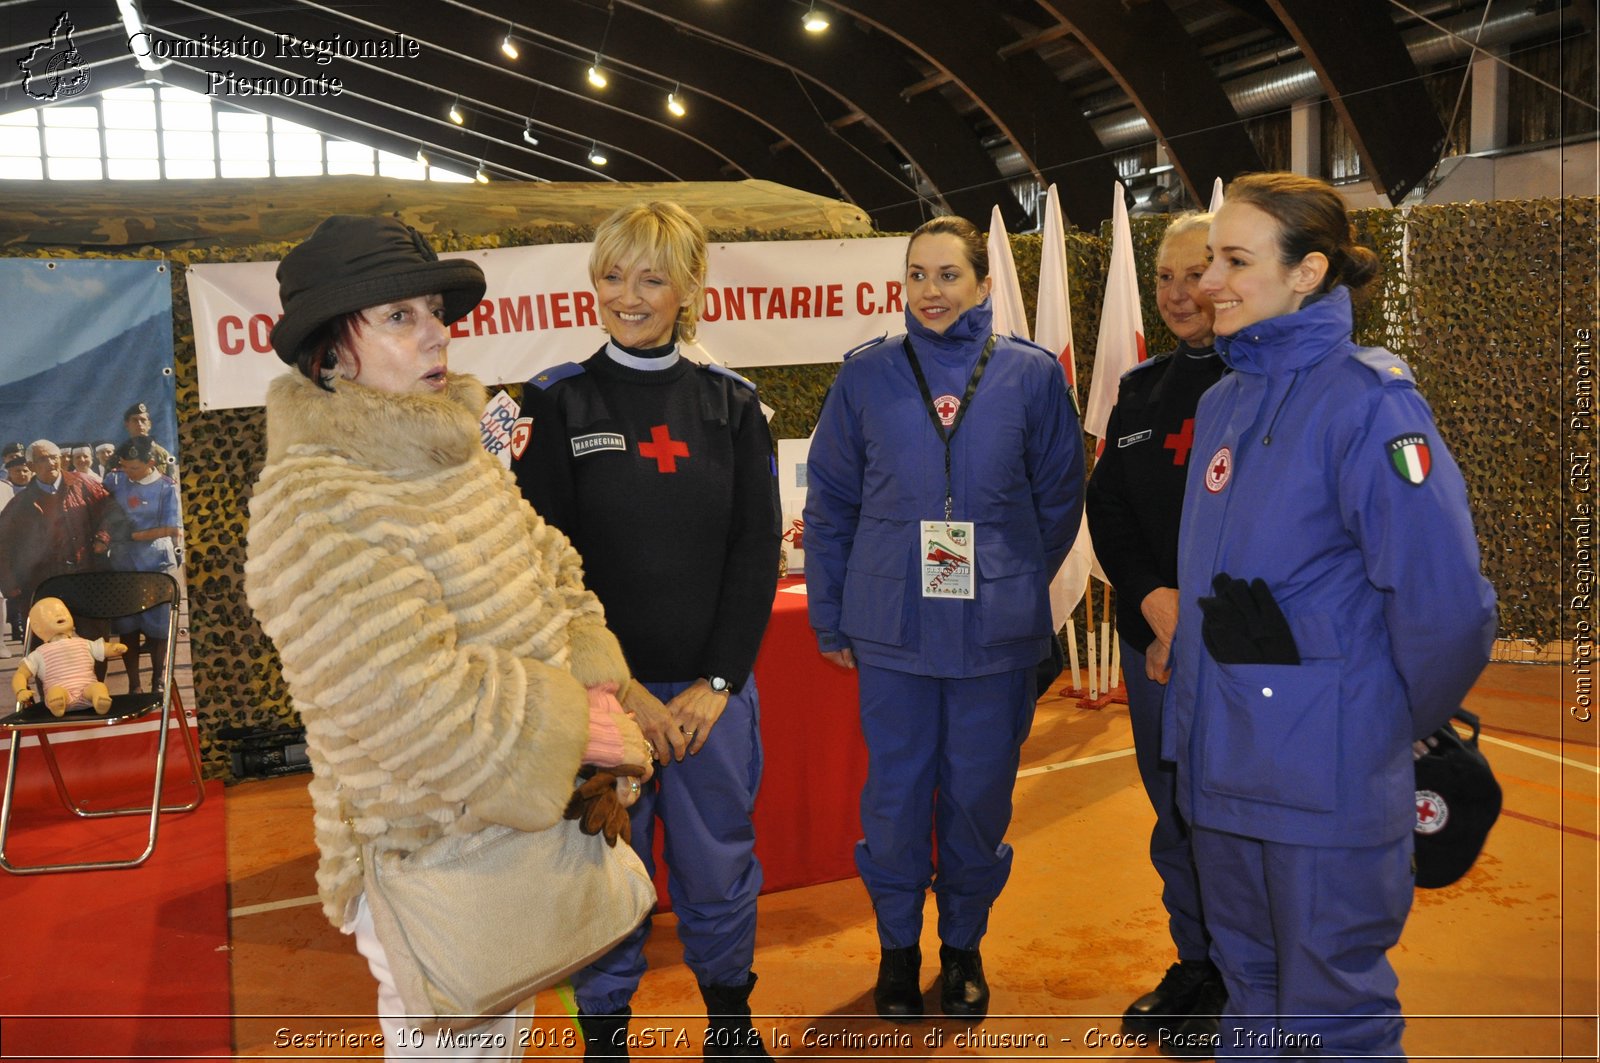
[
  {"left": 474, "top": 0, "right": 929, "bottom": 230},
  {"left": 139, "top": 0, "right": 911, "bottom": 212},
  {"left": 139, "top": 1, "right": 721, "bottom": 184},
  {"left": 1034, "top": 1, "right": 1266, "bottom": 202},
  {"left": 353, "top": 3, "right": 847, "bottom": 193},
  {"left": 831, "top": 0, "right": 1121, "bottom": 228},
  {"left": 1212, "top": 1, "right": 1285, "bottom": 30},
  {"left": 606, "top": 0, "right": 1027, "bottom": 228},
  {"left": 1266, "top": 0, "right": 1448, "bottom": 202}
]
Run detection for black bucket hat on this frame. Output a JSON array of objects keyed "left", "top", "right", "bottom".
[
  {"left": 1414, "top": 708, "right": 1502, "bottom": 889},
  {"left": 270, "top": 215, "right": 487, "bottom": 365}
]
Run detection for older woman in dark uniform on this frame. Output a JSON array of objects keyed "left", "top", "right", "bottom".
[{"left": 1087, "top": 212, "right": 1227, "bottom": 1043}]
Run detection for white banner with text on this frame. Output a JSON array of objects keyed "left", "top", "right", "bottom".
[{"left": 186, "top": 237, "right": 912, "bottom": 410}]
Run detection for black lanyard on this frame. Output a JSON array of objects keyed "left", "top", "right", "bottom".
[{"left": 902, "top": 334, "right": 997, "bottom": 521}]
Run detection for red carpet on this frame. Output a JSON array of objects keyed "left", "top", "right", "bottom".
[{"left": 0, "top": 729, "right": 230, "bottom": 1062}]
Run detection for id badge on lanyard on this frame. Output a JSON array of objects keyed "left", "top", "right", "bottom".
[
  {"left": 903, "top": 334, "right": 995, "bottom": 602},
  {"left": 921, "top": 520, "right": 976, "bottom": 599}
]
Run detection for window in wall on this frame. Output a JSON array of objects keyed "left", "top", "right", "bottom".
[
  {"left": 102, "top": 87, "right": 156, "bottom": 133},
  {"left": 42, "top": 104, "right": 102, "bottom": 179},
  {"left": 326, "top": 139, "right": 375, "bottom": 176},
  {"left": 271, "top": 116, "right": 323, "bottom": 177},
  {"left": 1321, "top": 102, "right": 1366, "bottom": 183},
  {"left": 160, "top": 86, "right": 215, "bottom": 178},
  {"left": 104, "top": 86, "right": 159, "bottom": 180},
  {"left": 378, "top": 148, "right": 426, "bottom": 180},
  {"left": 1509, "top": 33, "right": 1599, "bottom": 144},
  {"left": 0, "top": 110, "right": 43, "bottom": 180},
  {"left": 218, "top": 109, "right": 270, "bottom": 178},
  {"left": 1244, "top": 112, "right": 1291, "bottom": 172},
  {"left": 1, "top": 87, "right": 480, "bottom": 182}
]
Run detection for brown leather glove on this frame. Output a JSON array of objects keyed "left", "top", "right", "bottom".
[{"left": 564, "top": 763, "right": 647, "bottom": 847}]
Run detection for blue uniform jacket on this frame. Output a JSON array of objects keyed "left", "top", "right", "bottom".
[
  {"left": 1165, "top": 287, "right": 1497, "bottom": 847},
  {"left": 805, "top": 298, "right": 1085, "bottom": 677}
]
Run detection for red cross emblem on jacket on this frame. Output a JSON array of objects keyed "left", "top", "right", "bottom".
[
  {"left": 1164, "top": 418, "right": 1196, "bottom": 466},
  {"left": 638, "top": 424, "right": 690, "bottom": 473}
]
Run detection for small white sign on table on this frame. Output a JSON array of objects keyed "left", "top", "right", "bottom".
[{"left": 776, "top": 438, "right": 811, "bottom": 574}]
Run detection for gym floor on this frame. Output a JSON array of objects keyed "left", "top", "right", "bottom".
[{"left": 226, "top": 661, "right": 1597, "bottom": 1060}]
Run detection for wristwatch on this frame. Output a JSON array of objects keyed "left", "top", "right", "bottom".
[{"left": 705, "top": 675, "right": 732, "bottom": 694}]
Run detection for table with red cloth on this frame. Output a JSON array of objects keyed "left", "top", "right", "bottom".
[{"left": 649, "top": 576, "right": 868, "bottom": 902}]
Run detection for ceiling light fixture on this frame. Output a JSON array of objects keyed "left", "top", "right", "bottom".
[
  {"left": 588, "top": 3, "right": 615, "bottom": 90},
  {"left": 448, "top": 97, "right": 464, "bottom": 124},
  {"left": 522, "top": 119, "right": 539, "bottom": 146},
  {"left": 588, "top": 142, "right": 608, "bottom": 167},
  {"left": 415, "top": 145, "right": 429, "bottom": 166},
  {"left": 803, "top": 3, "right": 829, "bottom": 33},
  {"left": 666, "top": 84, "right": 686, "bottom": 118},
  {"left": 475, "top": 160, "right": 489, "bottom": 184},
  {"left": 501, "top": 23, "right": 519, "bottom": 60}
]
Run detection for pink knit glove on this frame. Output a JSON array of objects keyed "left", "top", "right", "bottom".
[{"left": 582, "top": 683, "right": 626, "bottom": 766}]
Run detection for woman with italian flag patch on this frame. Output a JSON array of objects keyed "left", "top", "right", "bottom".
[{"left": 1166, "top": 173, "right": 1498, "bottom": 1063}]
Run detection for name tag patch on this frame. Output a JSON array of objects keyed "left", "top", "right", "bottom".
[
  {"left": 1117, "top": 429, "right": 1152, "bottom": 448},
  {"left": 571, "top": 432, "right": 627, "bottom": 457}
]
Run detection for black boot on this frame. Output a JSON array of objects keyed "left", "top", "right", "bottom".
[
  {"left": 579, "top": 1007, "right": 631, "bottom": 1059},
  {"left": 873, "top": 945, "right": 923, "bottom": 1021},
  {"left": 1123, "top": 960, "right": 1218, "bottom": 1035},
  {"left": 700, "top": 974, "right": 772, "bottom": 1059},
  {"left": 1164, "top": 975, "right": 1227, "bottom": 1060},
  {"left": 938, "top": 944, "right": 989, "bottom": 1020}
]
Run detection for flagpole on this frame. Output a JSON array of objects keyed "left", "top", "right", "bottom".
[
  {"left": 1081, "top": 182, "right": 1143, "bottom": 712},
  {"left": 1064, "top": 617, "right": 1082, "bottom": 693},
  {"left": 1036, "top": 186, "right": 1094, "bottom": 667},
  {"left": 1109, "top": 619, "right": 1122, "bottom": 691},
  {"left": 1083, "top": 576, "right": 1099, "bottom": 701},
  {"left": 1102, "top": 582, "right": 1114, "bottom": 694}
]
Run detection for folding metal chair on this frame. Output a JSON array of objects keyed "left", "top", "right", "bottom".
[{"left": 0, "top": 571, "right": 204, "bottom": 873}]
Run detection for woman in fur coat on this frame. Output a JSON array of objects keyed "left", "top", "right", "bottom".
[{"left": 245, "top": 216, "right": 658, "bottom": 1060}]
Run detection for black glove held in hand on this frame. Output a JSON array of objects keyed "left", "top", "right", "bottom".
[
  {"left": 1197, "top": 573, "right": 1301, "bottom": 665},
  {"left": 564, "top": 764, "right": 646, "bottom": 847}
]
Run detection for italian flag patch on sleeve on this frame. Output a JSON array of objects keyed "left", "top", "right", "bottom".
[{"left": 1386, "top": 434, "right": 1432, "bottom": 485}]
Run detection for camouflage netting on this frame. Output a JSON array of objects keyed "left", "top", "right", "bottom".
[
  {"left": 0, "top": 175, "right": 873, "bottom": 249},
  {"left": 2, "top": 181, "right": 1590, "bottom": 779}
]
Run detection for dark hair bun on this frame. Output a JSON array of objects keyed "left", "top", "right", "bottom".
[{"left": 1340, "top": 244, "right": 1380, "bottom": 290}]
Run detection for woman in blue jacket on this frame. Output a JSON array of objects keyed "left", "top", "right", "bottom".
[
  {"left": 1168, "top": 173, "right": 1497, "bottom": 1060},
  {"left": 805, "top": 216, "right": 1083, "bottom": 1022}
]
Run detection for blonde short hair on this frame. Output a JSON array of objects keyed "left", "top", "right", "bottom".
[
  {"left": 1158, "top": 211, "right": 1213, "bottom": 259},
  {"left": 588, "top": 201, "right": 709, "bottom": 344}
]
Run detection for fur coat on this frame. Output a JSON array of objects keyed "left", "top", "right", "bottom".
[{"left": 245, "top": 371, "right": 630, "bottom": 926}]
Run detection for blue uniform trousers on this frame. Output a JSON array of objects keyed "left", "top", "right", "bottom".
[
  {"left": 855, "top": 663, "right": 1034, "bottom": 951},
  {"left": 571, "top": 680, "right": 764, "bottom": 1011},
  {"left": 1123, "top": 638, "right": 1210, "bottom": 963},
  {"left": 1192, "top": 827, "right": 1413, "bottom": 1061}
]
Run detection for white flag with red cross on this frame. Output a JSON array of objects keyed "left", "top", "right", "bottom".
[
  {"left": 1036, "top": 184, "right": 1093, "bottom": 627},
  {"left": 1083, "top": 183, "right": 1147, "bottom": 443},
  {"left": 985, "top": 204, "right": 1031, "bottom": 341}
]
